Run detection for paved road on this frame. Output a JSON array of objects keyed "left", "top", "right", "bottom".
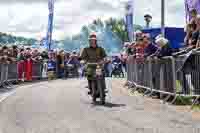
[{"left": 0, "top": 78, "right": 199, "bottom": 133}]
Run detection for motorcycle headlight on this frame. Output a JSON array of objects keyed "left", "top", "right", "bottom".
[{"left": 96, "top": 68, "right": 102, "bottom": 76}]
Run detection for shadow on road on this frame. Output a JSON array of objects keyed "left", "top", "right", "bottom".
[{"left": 94, "top": 102, "right": 126, "bottom": 108}]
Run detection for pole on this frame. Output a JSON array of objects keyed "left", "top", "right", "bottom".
[
  {"left": 132, "top": 0, "right": 134, "bottom": 41},
  {"left": 161, "top": 0, "right": 165, "bottom": 37},
  {"left": 125, "top": 0, "right": 134, "bottom": 42},
  {"left": 47, "top": 0, "right": 54, "bottom": 51},
  {"left": 146, "top": 22, "right": 150, "bottom": 29}
]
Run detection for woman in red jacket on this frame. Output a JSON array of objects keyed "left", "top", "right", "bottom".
[{"left": 24, "top": 48, "right": 33, "bottom": 81}]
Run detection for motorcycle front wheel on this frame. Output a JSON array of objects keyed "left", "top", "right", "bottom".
[
  {"left": 91, "top": 80, "right": 96, "bottom": 103},
  {"left": 97, "top": 79, "right": 105, "bottom": 105}
]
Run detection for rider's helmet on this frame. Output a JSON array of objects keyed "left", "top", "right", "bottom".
[
  {"left": 88, "top": 32, "right": 97, "bottom": 41},
  {"left": 89, "top": 32, "right": 97, "bottom": 48}
]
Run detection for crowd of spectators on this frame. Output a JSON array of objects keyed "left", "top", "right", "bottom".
[
  {"left": 0, "top": 45, "right": 49, "bottom": 64},
  {"left": 124, "top": 9, "right": 200, "bottom": 60},
  {"left": 0, "top": 45, "right": 82, "bottom": 81},
  {"left": 124, "top": 31, "right": 172, "bottom": 61}
]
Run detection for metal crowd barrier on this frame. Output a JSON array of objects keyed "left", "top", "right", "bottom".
[
  {"left": 127, "top": 53, "right": 200, "bottom": 104},
  {"left": 7, "top": 63, "right": 18, "bottom": 82},
  {"left": 175, "top": 52, "right": 200, "bottom": 96},
  {"left": 32, "top": 62, "right": 43, "bottom": 79},
  {"left": 0, "top": 63, "right": 18, "bottom": 90},
  {"left": 0, "top": 62, "right": 44, "bottom": 90}
]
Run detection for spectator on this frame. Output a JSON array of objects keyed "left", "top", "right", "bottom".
[
  {"left": 10, "top": 45, "right": 18, "bottom": 59},
  {"left": 135, "top": 30, "right": 143, "bottom": 41},
  {"left": 56, "top": 50, "right": 65, "bottom": 78},
  {"left": 133, "top": 37, "right": 146, "bottom": 62},
  {"left": 189, "top": 9, "right": 198, "bottom": 31},
  {"left": 0, "top": 46, "right": 13, "bottom": 64},
  {"left": 144, "top": 34, "right": 158, "bottom": 57},
  {"left": 155, "top": 36, "right": 173, "bottom": 57},
  {"left": 121, "top": 52, "right": 128, "bottom": 72},
  {"left": 47, "top": 52, "right": 56, "bottom": 80},
  {"left": 184, "top": 23, "right": 195, "bottom": 46},
  {"left": 17, "top": 48, "right": 26, "bottom": 81},
  {"left": 24, "top": 47, "right": 33, "bottom": 81},
  {"left": 112, "top": 56, "right": 121, "bottom": 64},
  {"left": 40, "top": 51, "right": 49, "bottom": 60},
  {"left": 183, "top": 10, "right": 199, "bottom": 48},
  {"left": 126, "top": 42, "right": 135, "bottom": 56},
  {"left": 32, "top": 49, "right": 41, "bottom": 62},
  {"left": 191, "top": 15, "right": 200, "bottom": 48},
  {"left": 67, "top": 54, "right": 80, "bottom": 66}
]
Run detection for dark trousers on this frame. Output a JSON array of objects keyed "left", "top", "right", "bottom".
[{"left": 88, "top": 78, "right": 106, "bottom": 92}]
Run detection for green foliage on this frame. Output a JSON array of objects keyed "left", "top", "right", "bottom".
[
  {"left": 174, "top": 96, "right": 193, "bottom": 105},
  {"left": 104, "top": 18, "right": 128, "bottom": 42},
  {"left": 191, "top": 105, "right": 200, "bottom": 111},
  {"left": 0, "top": 32, "right": 37, "bottom": 46}
]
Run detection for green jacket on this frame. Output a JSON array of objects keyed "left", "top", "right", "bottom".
[
  {"left": 80, "top": 46, "right": 107, "bottom": 79},
  {"left": 80, "top": 46, "right": 107, "bottom": 63}
]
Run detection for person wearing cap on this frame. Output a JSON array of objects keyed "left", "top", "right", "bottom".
[
  {"left": 80, "top": 32, "right": 107, "bottom": 95},
  {"left": 144, "top": 34, "right": 158, "bottom": 57},
  {"left": 155, "top": 36, "right": 172, "bottom": 57}
]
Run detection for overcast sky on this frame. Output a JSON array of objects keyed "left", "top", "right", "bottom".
[{"left": 0, "top": 0, "right": 185, "bottom": 40}]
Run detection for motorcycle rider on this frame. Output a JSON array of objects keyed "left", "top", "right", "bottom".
[{"left": 80, "top": 32, "right": 107, "bottom": 95}]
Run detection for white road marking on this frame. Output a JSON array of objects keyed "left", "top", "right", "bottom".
[{"left": 0, "top": 90, "right": 16, "bottom": 103}]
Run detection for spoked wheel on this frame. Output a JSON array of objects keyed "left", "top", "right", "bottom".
[
  {"left": 91, "top": 81, "right": 96, "bottom": 103},
  {"left": 97, "top": 79, "right": 105, "bottom": 105}
]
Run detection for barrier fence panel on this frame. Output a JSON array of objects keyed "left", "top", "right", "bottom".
[
  {"left": 160, "top": 57, "right": 176, "bottom": 94},
  {"left": 0, "top": 64, "right": 2, "bottom": 86},
  {"left": 127, "top": 52, "right": 200, "bottom": 98},
  {"left": 143, "top": 59, "right": 151, "bottom": 88},
  {"left": 151, "top": 58, "right": 161, "bottom": 91},
  {"left": 7, "top": 63, "right": 18, "bottom": 82},
  {"left": 0, "top": 64, "right": 8, "bottom": 82},
  {"left": 135, "top": 61, "right": 144, "bottom": 86},
  {"left": 32, "top": 62, "right": 42, "bottom": 79},
  {"left": 127, "top": 55, "right": 134, "bottom": 83},
  {"left": 192, "top": 53, "right": 200, "bottom": 95},
  {"left": 175, "top": 55, "right": 188, "bottom": 94},
  {"left": 175, "top": 53, "right": 200, "bottom": 95}
]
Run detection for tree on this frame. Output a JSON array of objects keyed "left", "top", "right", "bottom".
[{"left": 105, "top": 18, "right": 128, "bottom": 42}]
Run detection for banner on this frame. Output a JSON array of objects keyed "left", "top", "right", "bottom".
[
  {"left": 46, "top": 0, "right": 54, "bottom": 50},
  {"left": 125, "top": 0, "right": 134, "bottom": 42},
  {"left": 185, "top": 0, "right": 200, "bottom": 23}
]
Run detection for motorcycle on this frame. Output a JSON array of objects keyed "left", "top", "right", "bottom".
[
  {"left": 111, "top": 62, "right": 124, "bottom": 78},
  {"left": 86, "top": 63, "right": 106, "bottom": 105}
]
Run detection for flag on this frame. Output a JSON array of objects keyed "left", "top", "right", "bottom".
[
  {"left": 46, "top": 0, "right": 54, "bottom": 50},
  {"left": 125, "top": 0, "right": 134, "bottom": 42}
]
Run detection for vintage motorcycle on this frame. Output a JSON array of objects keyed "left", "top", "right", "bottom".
[{"left": 86, "top": 62, "right": 106, "bottom": 105}]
